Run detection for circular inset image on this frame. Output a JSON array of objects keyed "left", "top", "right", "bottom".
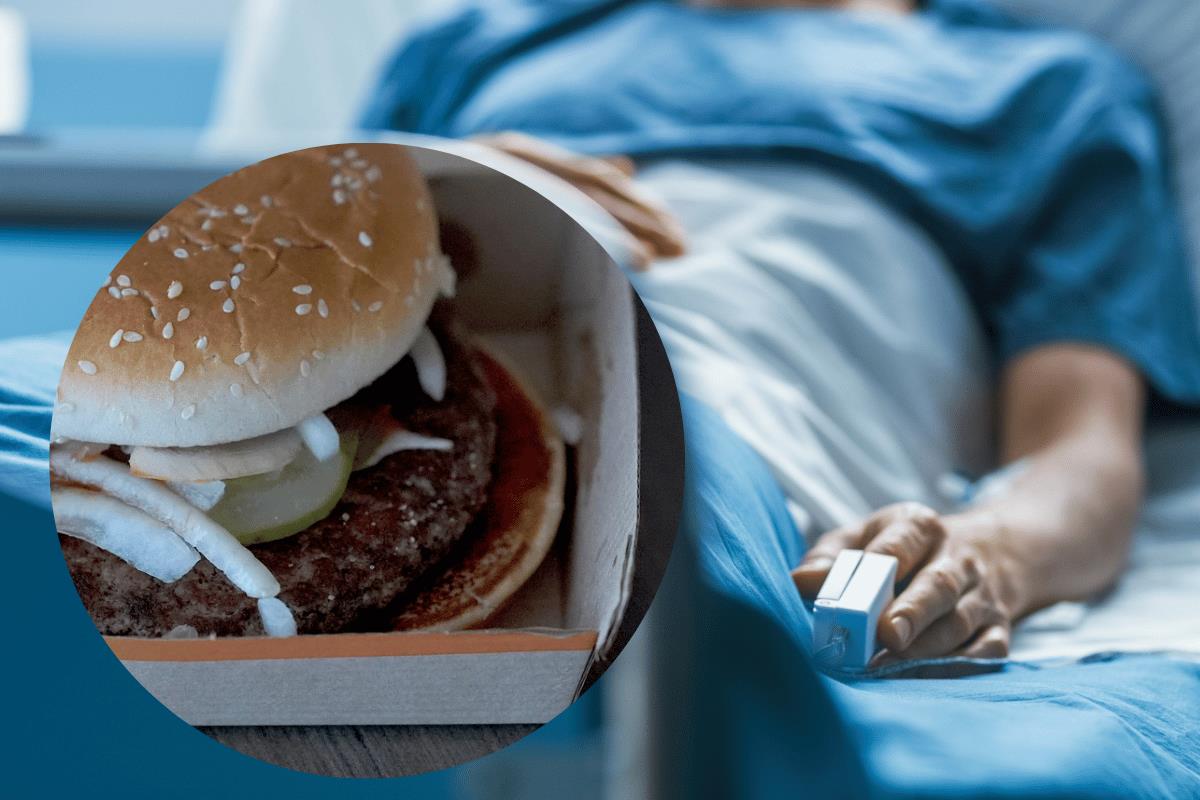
[{"left": 48, "top": 143, "right": 683, "bottom": 776}]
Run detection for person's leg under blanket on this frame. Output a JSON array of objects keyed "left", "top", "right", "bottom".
[
  {"left": 656, "top": 395, "right": 872, "bottom": 799},
  {"left": 668, "top": 397, "right": 1200, "bottom": 798}
]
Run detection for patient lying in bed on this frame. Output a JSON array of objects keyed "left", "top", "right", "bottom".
[{"left": 364, "top": 0, "right": 1200, "bottom": 664}]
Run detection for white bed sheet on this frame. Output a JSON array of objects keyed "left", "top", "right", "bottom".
[{"left": 633, "top": 157, "right": 1200, "bottom": 661}]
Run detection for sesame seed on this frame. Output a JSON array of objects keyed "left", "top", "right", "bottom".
[
  {"left": 358, "top": 231, "right": 373, "bottom": 247},
  {"left": 201, "top": 219, "right": 213, "bottom": 231},
  {"left": 109, "top": 330, "right": 124, "bottom": 348},
  {"left": 174, "top": 248, "right": 188, "bottom": 259},
  {"left": 348, "top": 178, "right": 363, "bottom": 190},
  {"left": 162, "top": 322, "right": 175, "bottom": 340},
  {"left": 117, "top": 274, "right": 131, "bottom": 288},
  {"left": 352, "top": 158, "right": 368, "bottom": 169},
  {"left": 233, "top": 204, "right": 248, "bottom": 216},
  {"left": 148, "top": 229, "right": 161, "bottom": 243},
  {"left": 332, "top": 189, "right": 347, "bottom": 205},
  {"left": 234, "top": 351, "right": 251, "bottom": 366},
  {"left": 230, "top": 382, "right": 243, "bottom": 398},
  {"left": 261, "top": 195, "right": 273, "bottom": 208},
  {"left": 331, "top": 174, "right": 344, "bottom": 187},
  {"left": 181, "top": 404, "right": 196, "bottom": 420},
  {"left": 121, "top": 288, "right": 139, "bottom": 297},
  {"left": 78, "top": 360, "right": 97, "bottom": 375},
  {"left": 150, "top": 306, "right": 159, "bottom": 320},
  {"left": 210, "top": 280, "right": 227, "bottom": 291},
  {"left": 208, "top": 208, "right": 227, "bottom": 218},
  {"left": 232, "top": 262, "right": 245, "bottom": 274},
  {"left": 352, "top": 299, "right": 362, "bottom": 313},
  {"left": 312, "top": 350, "right": 325, "bottom": 360},
  {"left": 274, "top": 237, "right": 291, "bottom": 248},
  {"left": 295, "top": 304, "right": 312, "bottom": 316},
  {"left": 107, "top": 286, "right": 121, "bottom": 299},
  {"left": 177, "top": 308, "right": 190, "bottom": 322},
  {"left": 344, "top": 148, "right": 358, "bottom": 158},
  {"left": 169, "top": 361, "right": 184, "bottom": 381},
  {"left": 317, "top": 298, "right": 329, "bottom": 318},
  {"left": 230, "top": 243, "right": 244, "bottom": 254},
  {"left": 158, "top": 225, "right": 170, "bottom": 237},
  {"left": 102, "top": 275, "right": 112, "bottom": 288},
  {"left": 195, "top": 336, "right": 207, "bottom": 350},
  {"left": 230, "top": 275, "right": 241, "bottom": 290},
  {"left": 202, "top": 244, "right": 214, "bottom": 252},
  {"left": 240, "top": 216, "right": 255, "bottom": 225},
  {"left": 368, "top": 300, "right": 383, "bottom": 313},
  {"left": 123, "top": 331, "right": 143, "bottom": 343},
  {"left": 167, "top": 280, "right": 183, "bottom": 299},
  {"left": 223, "top": 299, "right": 235, "bottom": 313},
  {"left": 292, "top": 284, "right": 312, "bottom": 295},
  {"left": 300, "top": 359, "right": 311, "bottom": 377},
  {"left": 365, "top": 165, "right": 382, "bottom": 183},
  {"left": 330, "top": 156, "right": 343, "bottom": 167}
]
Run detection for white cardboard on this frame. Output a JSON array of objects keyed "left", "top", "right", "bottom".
[{"left": 114, "top": 146, "right": 640, "bottom": 726}]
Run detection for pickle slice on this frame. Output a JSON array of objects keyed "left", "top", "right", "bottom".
[{"left": 208, "top": 434, "right": 356, "bottom": 546}]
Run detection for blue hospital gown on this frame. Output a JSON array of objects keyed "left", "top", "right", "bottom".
[{"left": 363, "top": 0, "right": 1200, "bottom": 407}]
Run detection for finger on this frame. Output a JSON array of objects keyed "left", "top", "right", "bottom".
[
  {"left": 476, "top": 133, "right": 687, "bottom": 258},
  {"left": 891, "top": 590, "right": 999, "bottom": 660},
  {"left": 878, "top": 556, "right": 978, "bottom": 652},
  {"left": 862, "top": 506, "right": 945, "bottom": 582},
  {"left": 791, "top": 524, "right": 865, "bottom": 596},
  {"left": 959, "top": 624, "right": 1010, "bottom": 659},
  {"left": 576, "top": 184, "right": 687, "bottom": 259},
  {"left": 604, "top": 155, "right": 637, "bottom": 177},
  {"left": 624, "top": 235, "right": 654, "bottom": 272}
]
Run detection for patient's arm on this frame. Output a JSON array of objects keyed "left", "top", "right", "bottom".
[{"left": 793, "top": 343, "right": 1145, "bottom": 660}]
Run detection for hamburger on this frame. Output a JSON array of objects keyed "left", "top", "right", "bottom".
[{"left": 49, "top": 144, "right": 565, "bottom": 638}]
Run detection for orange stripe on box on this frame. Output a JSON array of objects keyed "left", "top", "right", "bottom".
[{"left": 107, "top": 629, "right": 598, "bottom": 663}]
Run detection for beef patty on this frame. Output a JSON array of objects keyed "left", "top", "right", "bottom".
[{"left": 59, "top": 308, "right": 498, "bottom": 637}]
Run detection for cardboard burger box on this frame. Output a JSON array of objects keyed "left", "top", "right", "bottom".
[{"left": 104, "top": 146, "right": 641, "bottom": 726}]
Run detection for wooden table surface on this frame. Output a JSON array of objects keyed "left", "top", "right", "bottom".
[{"left": 201, "top": 724, "right": 538, "bottom": 777}]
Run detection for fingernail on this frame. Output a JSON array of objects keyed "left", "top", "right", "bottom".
[
  {"left": 892, "top": 616, "right": 911, "bottom": 649},
  {"left": 799, "top": 557, "right": 832, "bottom": 573}
]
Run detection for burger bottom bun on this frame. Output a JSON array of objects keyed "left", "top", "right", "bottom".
[{"left": 390, "top": 346, "right": 566, "bottom": 632}]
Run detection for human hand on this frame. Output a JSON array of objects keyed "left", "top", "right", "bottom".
[
  {"left": 472, "top": 131, "right": 687, "bottom": 270},
  {"left": 792, "top": 502, "right": 1024, "bottom": 662}
]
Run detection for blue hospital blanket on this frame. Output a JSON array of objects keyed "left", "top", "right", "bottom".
[
  {"left": 362, "top": 0, "right": 1200, "bottom": 410},
  {"left": 674, "top": 397, "right": 1200, "bottom": 798}
]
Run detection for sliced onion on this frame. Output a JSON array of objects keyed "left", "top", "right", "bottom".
[
  {"left": 53, "top": 487, "right": 200, "bottom": 582},
  {"left": 257, "top": 597, "right": 297, "bottom": 637},
  {"left": 438, "top": 257, "right": 457, "bottom": 298},
  {"left": 49, "top": 451, "right": 281, "bottom": 598},
  {"left": 165, "top": 625, "right": 199, "bottom": 639},
  {"left": 296, "top": 413, "right": 340, "bottom": 462},
  {"left": 411, "top": 327, "right": 446, "bottom": 402},
  {"left": 354, "top": 429, "right": 453, "bottom": 471},
  {"left": 552, "top": 406, "right": 585, "bottom": 446},
  {"left": 167, "top": 480, "right": 226, "bottom": 511},
  {"left": 130, "top": 428, "right": 302, "bottom": 482}
]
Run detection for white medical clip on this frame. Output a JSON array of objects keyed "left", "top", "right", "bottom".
[{"left": 812, "top": 550, "right": 898, "bottom": 670}]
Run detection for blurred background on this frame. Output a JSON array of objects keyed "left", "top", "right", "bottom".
[{"left": 0, "top": 1, "right": 655, "bottom": 797}]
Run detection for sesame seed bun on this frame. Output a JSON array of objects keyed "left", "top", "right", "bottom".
[
  {"left": 390, "top": 345, "right": 566, "bottom": 632},
  {"left": 52, "top": 144, "right": 443, "bottom": 448}
]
